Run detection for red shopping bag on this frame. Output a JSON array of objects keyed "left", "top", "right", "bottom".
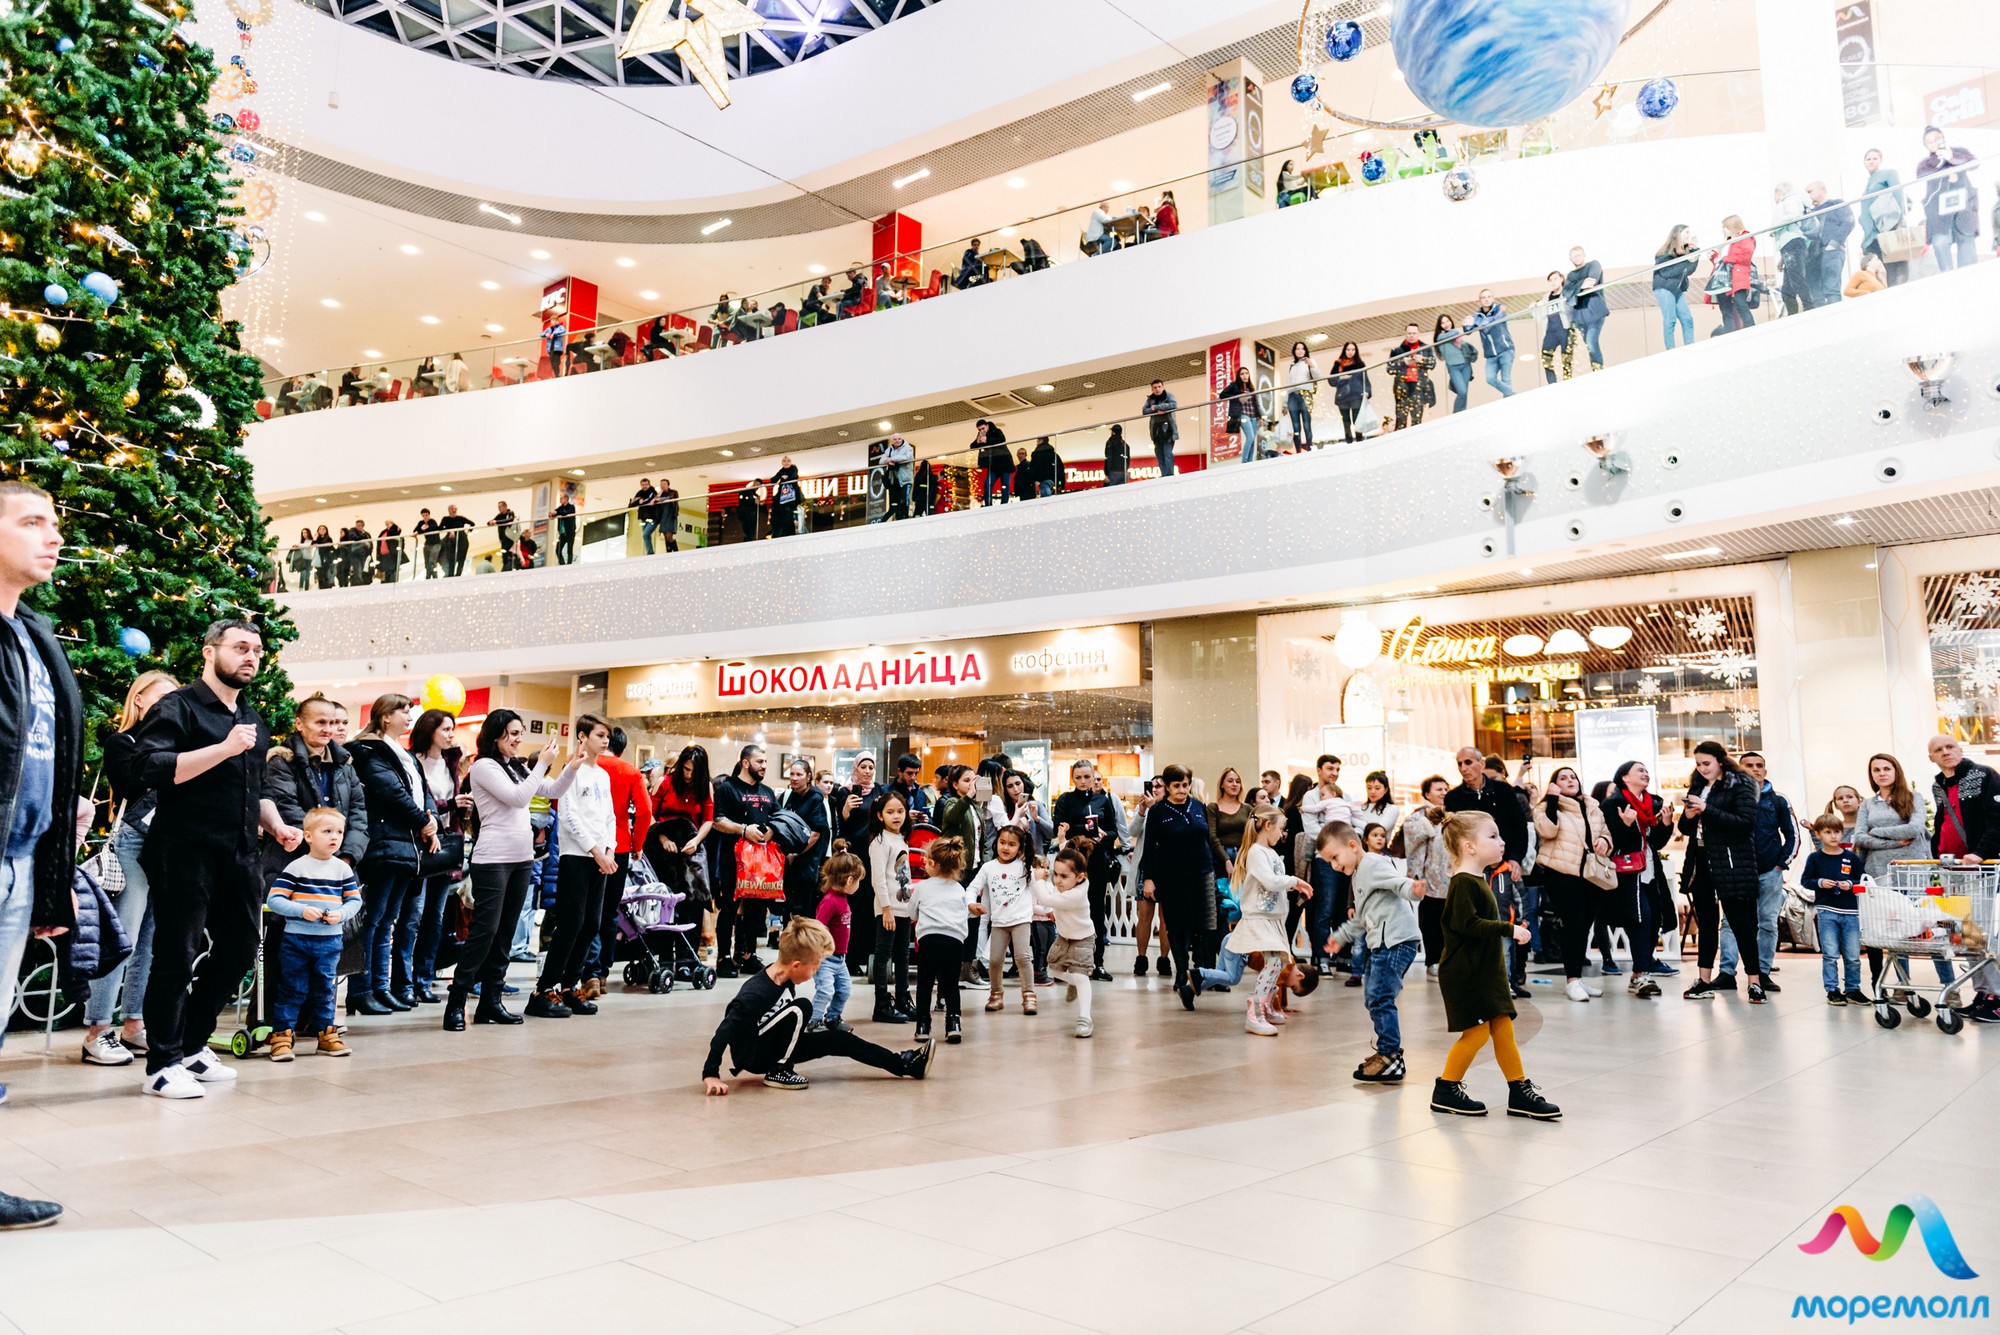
[{"left": 734, "top": 838, "right": 786, "bottom": 900}]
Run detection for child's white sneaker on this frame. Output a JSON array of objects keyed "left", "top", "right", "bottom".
[
  {"left": 180, "top": 1051, "right": 237, "bottom": 1083},
  {"left": 1245, "top": 1001, "right": 1278, "bottom": 1036},
  {"left": 1565, "top": 980, "right": 1592, "bottom": 1003},
  {"left": 1073, "top": 1017, "right": 1093, "bottom": 1039},
  {"left": 141, "top": 1064, "right": 203, "bottom": 1099},
  {"left": 1581, "top": 980, "right": 1603, "bottom": 997}
]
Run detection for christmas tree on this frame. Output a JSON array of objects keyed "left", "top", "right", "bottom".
[{"left": 0, "top": 0, "right": 292, "bottom": 751}]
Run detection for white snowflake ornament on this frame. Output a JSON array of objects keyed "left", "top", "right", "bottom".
[
  {"left": 1684, "top": 605, "right": 1728, "bottom": 643},
  {"left": 1705, "top": 649, "right": 1756, "bottom": 686},
  {"left": 1952, "top": 574, "right": 2000, "bottom": 624},
  {"left": 1731, "top": 706, "right": 1761, "bottom": 731},
  {"left": 1964, "top": 658, "right": 2000, "bottom": 695},
  {"left": 1634, "top": 676, "right": 1662, "bottom": 700}
]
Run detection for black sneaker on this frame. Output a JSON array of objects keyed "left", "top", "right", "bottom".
[
  {"left": 1430, "top": 1078, "right": 1487, "bottom": 1117},
  {"left": 1747, "top": 983, "right": 1767, "bottom": 1004},
  {"left": 716, "top": 958, "right": 740, "bottom": 979},
  {"left": 0, "top": 1190, "right": 62, "bottom": 1230},
  {"left": 523, "top": 989, "right": 571, "bottom": 1018},
  {"left": 914, "top": 1019, "right": 932, "bottom": 1042},
  {"left": 1682, "top": 980, "right": 1715, "bottom": 1000},
  {"left": 1711, "top": 973, "right": 1738, "bottom": 991},
  {"left": 899, "top": 1041, "right": 937, "bottom": 1080},
  {"left": 945, "top": 1014, "right": 962, "bottom": 1044},
  {"left": 1843, "top": 989, "right": 1871, "bottom": 1007},
  {"left": 1133, "top": 956, "right": 1149, "bottom": 977},
  {"left": 1177, "top": 982, "right": 1195, "bottom": 1010},
  {"left": 1759, "top": 977, "right": 1781, "bottom": 995},
  {"left": 763, "top": 1068, "right": 810, "bottom": 1091},
  {"left": 1510, "top": 984, "right": 1533, "bottom": 999},
  {"left": 1969, "top": 998, "right": 2000, "bottom": 1024},
  {"left": 1506, "top": 1079, "right": 1562, "bottom": 1121},
  {"left": 872, "top": 995, "right": 911, "bottom": 1024},
  {"left": 1089, "top": 968, "right": 1113, "bottom": 983},
  {"left": 1156, "top": 956, "right": 1172, "bottom": 977},
  {"left": 1826, "top": 991, "right": 1846, "bottom": 1006}
]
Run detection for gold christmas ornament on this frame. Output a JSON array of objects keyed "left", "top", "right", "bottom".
[
  {"left": 33, "top": 321, "right": 59, "bottom": 349},
  {"left": 3, "top": 132, "right": 44, "bottom": 179},
  {"left": 122, "top": 386, "right": 140, "bottom": 407},
  {"left": 163, "top": 363, "right": 189, "bottom": 389},
  {"left": 130, "top": 197, "right": 152, "bottom": 225}
]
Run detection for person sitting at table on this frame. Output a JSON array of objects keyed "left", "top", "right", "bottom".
[
  {"left": 1156, "top": 190, "right": 1180, "bottom": 237},
  {"left": 1132, "top": 205, "right": 1159, "bottom": 244},
  {"left": 411, "top": 356, "right": 439, "bottom": 397},
  {"left": 766, "top": 300, "right": 791, "bottom": 334},
  {"left": 802, "top": 277, "right": 834, "bottom": 327},
  {"left": 1276, "top": 159, "right": 1308, "bottom": 207},
  {"left": 836, "top": 267, "right": 869, "bottom": 319},
  {"left": 607, "top": 329, "right": 633, "bottom": 364},
  {"left": 338, "top": 366, "right": 362, "bottom": 404},
  {"left": 1008, "top": 238, "right": 1052, "bottom": 275},
  {"left": 732, "top": 298, "right": 774, "bottom": 341},
  {"left": 874, "top": 267, "right": 904, "bottom": 309},
  {"left": 643, "top": 321, "right": 677, "bottom": 359},
  {"left": 275, "top": 378, "right": 301, "bottom": 415},
  {"left": 709, "top": 294, "right": 735, "bottom": 336},
  {"left": 444, "top": 352, "right": 471, "bottom": 393},
  {"left": 955, "top": 238, "right": 988, "bottom": 290},
  {"left": 569, "top": 331, "right": 599, "bottom": 373},
  {"left": 1084, "top": 203, "right": 1115, "bottom": 256}
]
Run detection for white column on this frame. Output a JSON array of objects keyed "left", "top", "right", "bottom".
[{"left": 1755, "top": 1, "right": 1849, "bottom": 187}]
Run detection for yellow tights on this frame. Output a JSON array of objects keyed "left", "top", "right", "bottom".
[{"left": 1441, "top": 1016, "right": 1524, "bottom": 1083}]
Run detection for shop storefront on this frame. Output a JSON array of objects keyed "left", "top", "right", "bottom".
[
  {"left": 1259, "top": 586, "right": 1767, "bottom": 799},
  {"left": 604, "top": 625, "right": 1152, "bottom": 799}
]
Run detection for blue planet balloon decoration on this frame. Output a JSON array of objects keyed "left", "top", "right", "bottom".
[
  {"left": 1636, "top": 76, "right": 1680, "bottom": 119},
  {"left": 1359, "top": 152, "right": 1387, "bottom": 183},
  {"left": 42, "top": 283, "right": 67, "bottom": 305},
  {"left": 1289, "top": 71, "right": 1318, "bottom": 104},
  {"left": 81, "top": 271, "right": 118, "bottom": 304},
  {"left": 1441, "top": 166, "right": 1479, "bottom": 201},
  {"left": 1325, "top": 19, "right": 1363, "bottom": 62},
  {"left": 1391, "top": 0, "right": 1625, "bottom": 127},
  {"left": 117, "top": 627, "right": 152, "bottom": 658}
]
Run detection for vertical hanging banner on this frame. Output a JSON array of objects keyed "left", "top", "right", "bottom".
[
  {"left": 1207, "top": 58, "right": 1267, "bottom": 225},
  {"left": 1208, "top": 339, "right": 1242, "bottom": 464},
  {"left": 1834, "top": 2, "right": 1881, "bottom": 127}
]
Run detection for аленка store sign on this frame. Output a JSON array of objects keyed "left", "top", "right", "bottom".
[{"left": 609, "top": 626, "right": 1144, "bottom": 716}]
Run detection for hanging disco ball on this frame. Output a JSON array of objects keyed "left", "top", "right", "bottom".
[
  {"left": 1441, "top": 165, "right": 1479, "bottom": 201},
  {"left": 1326, "top": 19, "right": 1364, "bottom": 62},
  {"left": 1391, "top": 0, "right": 1625, "bottom": 128},
  {"left": 1636, "top": 76, "right": 1680, "bottom": 119},
  {"left": 1290, "top": 70, "right": 1319, "bottom": 104}
]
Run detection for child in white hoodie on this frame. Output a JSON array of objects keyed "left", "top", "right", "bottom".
[
  {"left": 1327, "top": 821, "right": 1426, "bottom": 1084},
  {"left": 967, "top": 825, "right": 1038, "bottom": 1014},
  {"left": 1034, "top": 840, "right": 1099, "bottom": 1038},
  {"left": 911, "top": 836, "right": 975, "bottom": 1045}
]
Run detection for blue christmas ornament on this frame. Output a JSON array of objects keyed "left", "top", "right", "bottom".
[
  {"left": 1289, "top": 71, "right": 1318, "bottom": 104},
  {"left": 229, "top": 144, "right": 255, "bottom": 163},
  {"left": 95, "top": 133, "right": 109, "bottom": 146},
  {"left": 1391, "top": 0, "right": 1624, "bottom": 127},
  {"left": 1325, "top": 19, "right": 1363, "bottom": 62},
  {"left": 42, "top": 283, "right": 68, "bottom": 305},
  {"left": 134, "top": 54, "right": 157, "bottom": 69},
  {"left": 117, "top": 627, "right": 152, "bottom": 658},
  {"left": 1360, "top": 153, "right": 1387, "bottom": 183},
  {"left": 211, "top": 112, "right": 236, "bottom": 132},
  {"left": 81, "top": 271, "right": 118, "bottom": 304},
  {"left": 56, "top": 36, "right": 74, "bottom": 52},
  {"left": 1441, "top": 165, "right": 1479, "bottom": 201},
  {"left": 1636, "top": 76, "right": 1680, "bottom": 119}
]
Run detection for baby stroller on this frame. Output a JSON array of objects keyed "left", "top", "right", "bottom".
[{"left": 625, "top": 819, "right": 715, "bottom": 991}]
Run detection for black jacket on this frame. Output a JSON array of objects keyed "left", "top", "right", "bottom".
[
  {"left": 1678, "top": 769, "right": 1759, "bottom": 901},
  {"left": 1030, "top": 441, "right": 1064, "bottom": 491},
  {"left": 1445, "top": 778, "right": 1529, "bottom": 864},
  {"left": 345, "top": 736, "right": 432, "bottom": 876},
  {"left": 67, "top": 861, "right": 131, "bottom": 982},
  {"left": 262, "top": 736, "right": 369, "bottom": 878},
  {"left": 0, "top": 606, "right": 82, "bottom": 932},
  {"left": 102, "top": 729, "right": 160, "bottom": 829},
  {"left": 1930, "top": 759, "right": 2000, "bottom": 859},
  {"left": 1104, "top": 431, "right": 1129, "bottom": 477}
]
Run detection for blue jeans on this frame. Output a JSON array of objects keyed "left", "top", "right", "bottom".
[
  {"left": 1483, "top": 348, "right": 1516, "bottom": 396},
  {"left": 1816, "top": 910, "right": 1860, "bottom": 993},
  {"left": 1309, "top": 869, "right": 1342, "bottom": 958},
  {"left": 813, "top": 953, "right": 851, "bottom": 1022},
  {"left": 1519, "top": 879, "right": 1541, "bottom": 954},
  {"left": 272, "top": 931, "right": 342, "bottom": 1033},
  {"left": 363, "top": 869, "right": 418, "bottom": 995},
  {"left": 982, "top": 471, "right": 1011, "bottom": 506},
  {"left": 85, "top": 823, "right": 156, "bottom": 1027},
  {"left": 1718, "top": 868, "right": 1784, "bottom": 976},
  {"left": 1364, "top": 939, "right": 1420, "bottom": 1055},
  {"left": 1286, "top": 392, "right": 1313, "bottom": 447},
  {"left": 392, "top": 876, "right": 428, "bottom": 991},
  {"left": 640, "top": 517, "right": 663, "bottom": 553},
  {"left": 1197, "top": 945, "right": 1249, "bottom": 991},
  {"left": 1153, "top": 438, "right": 1176, "bottom": 477},
  {"left": 1445, "top": 361, "right": 1471, "bottom": 412},
  {"left": 1574, "top": 316, "right": 1605, "bottom": 368},
  {"left": 0, "top": 853, "right": 34, "bottom": 1052},
  {"left": 1932, "top": 231, "right": 1978, "bottom": 271},
  {"left": 1653, "top": 289, "right": 1694, "bottom": 348},
  {"left": 1237, "top": 418, "right": 1260, "bottom": 461},
  {"left": 1037, "top": 480, "right": 1055, "bottom": 498}
]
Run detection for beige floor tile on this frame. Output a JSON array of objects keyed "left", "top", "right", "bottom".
[
  {"left": 1000, "top": 1139, "right": 1278, "bottom": 1210},
  {"left": 1261, "top": 1149, "right": 1546, "bottom": 1227},
  {"left": 1123, "top": 1187, "right": 1449, "bottom": 1280},
  {"left": 785, "top": 1283, "right": 1099, "bottom": 1335},
  {"left": 1244, "top": 1262, "right": 1673, "bottom": 1335},
  {"left": 949, "top": 1225, "right": 1331, "bottom": 1335},
  {"left": 579, "top": 1172, "right": 871, "bottom": 1241},
  {"left": 0, "top": 1221, "right": 215, "bottom": 1300},
  {"left": 631, "top": 1213, "right": 996, "bottom": 1325},
  {"left": 839, "top": 1169, "right": 1154, "bottom": 1258},
  {"left": 339, "top": 1261, "right": 786, "bottom": 1335},
  {"left": 1500, "top": 1177, "right": 1813, "bottom": 1261}
]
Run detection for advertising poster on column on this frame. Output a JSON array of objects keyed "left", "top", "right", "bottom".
[
  {"left": 1575, "top": 707, "right": 1660, "bottom": 790},
  {"left": 1209, "top": 339, "right": 1242, "bottom": 463},
  {"left": 1834, "top": 3, "right": 1881, "bottom": 127}
]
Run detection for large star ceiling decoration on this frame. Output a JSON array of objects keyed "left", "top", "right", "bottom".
[{"left": 620, "top": 0, "right": 768, "bottom": 108}]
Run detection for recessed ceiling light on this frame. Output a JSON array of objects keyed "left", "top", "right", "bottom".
[
  {"left": 484, "top": 322, "right": 504, "bottom": 333},
  {"left": 480, "top": 280, "right": 500, "bottom": 291},
  {"left": 530, "top": 248, "right": 551, "bottom": 260},
  {"left": 838, "top": 430, "right": 849, "bottom": 437},
  {"left": 1133, "top": 81, "right": 1171, "bottom": 102},
  {"left": 998, "top": 226, "right": 1016, "bottom": 237},
  {"left": 1521, "top": 568, "right": 1535, "bottom": 577},
  {"left": 320, "top": 297, "right": 340, "bottom": 308},
  {"left": 1309, "top": 332, "right": 1329, "bottom": 342},
  {"left": 1661, "top": 546, "right": 1724, "bottom": 561},
  {"left": 314, "top": 496, "right": 328, "bottom": 503},
  {"left": 419, "top": 315, "right": 440, "bottom": 324},
  {"left": 1834, "top": 515, "right": 1857, "bottom": 525},
  {"left": 399, "top": 244, "right": 420, "bottom": 255},
  {"left": 719, "top": 448, "right": 734, "bottom": 457},
  {"left": 1189, "top": 359, "right": 1200, "bottom": 366},
  {"left": 892, "top": 168, "right": 930, "bottom": 189},
  {"left": 808, "top": 264, "right": 826, "bottom": 275},
  {"left": 478, "top": 202, "right": 521, "bottom": 225},
  {"left": 439, "top": 484, "right": 453, "bottom": 492},
  {"left": 1081, "top": 382, "right": 1095, "bottom": 389},
  {"left": 1110, "top": 180, "right": 1133, "bottom": 192},
  {"left": 700, "top": 217, "right": 732, "bottom": 236},
  {"left": 913, "top": 414, "right": 925, "bottom": 421},
  {"left": 570, "top": 468, "right": 586, "bottom": 476},
  {"left": 616, "top": 257, "right": 636, "bottom": 267},
  {"left": 262, "top": 336, "right": 283, "bottom": 347},
  {"left": 878, "top": 420, "right": 893, "bottom": 430},
  {"left": 303, "top": 210, "right": 326, "bottom": 223},
  {"left": 639, "top": 289, "right": 659, "bottom": 301},
  {"left": 1036, "top": 385, "right": 1055, "bottom": 393},
  {"left": 1007, "top": 177, "right": 1028, "bottom": 188}
]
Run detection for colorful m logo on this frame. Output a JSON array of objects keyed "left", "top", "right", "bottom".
[{"left": 1798, "top": 1197, "right": 1979, "bottom": 1280}]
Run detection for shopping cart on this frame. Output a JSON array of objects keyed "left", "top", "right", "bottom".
[{"left": 1863, "top": 860, "right": 1998, "bottom": 1035}]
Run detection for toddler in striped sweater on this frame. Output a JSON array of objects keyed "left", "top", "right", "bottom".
[{"left": 265, "top": 807, "right": 362, "bottom": 1061}]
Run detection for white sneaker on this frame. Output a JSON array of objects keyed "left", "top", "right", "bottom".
[
  {"left": 179, "top": 1051, "right": 238, "bottom": 1084},
  {"left": 1581, "top": 980, "right": 1603, "bottom": 997},
  {"left": 1074, "top": 1017, "right": 1093, "bottom": 1039},
  {"left": 1426, "top": 964, "right": 1439, "bottom": 980},
  {"left": 1565, "top": 980, "right": 1592, "bottom": 1003},
  {"left": 141, "top": 1064, "right": 204, "bottom": 1099},
  {"left": 81, "top": 1031, "right": 133, "bottom": 1067},
  {"left": 1245, "top": 1003, "right": 1279, "bottom": 1036}
]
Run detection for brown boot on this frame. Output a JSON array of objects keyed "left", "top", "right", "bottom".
[
  {"left": 316, "top": 1027, "right": 351, "bottom": 1058},
  {"left": 1022, "top": 989, "right": 1038, "bottom": 1016},
  {"left": 984, "top": 989, "right": 1004, "bottom": 1012},
  {"left": 268, "top": 1029, "right": 294, "bottom": 1062}
]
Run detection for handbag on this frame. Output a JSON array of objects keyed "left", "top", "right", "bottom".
[
  {"left": 774, "top": 480, "right": 801, "bottom": 506},
  {"left": 80, "top": 801, "right": 128, "bottom": 898},
  {"left": 1878, "top": 223, "right": 1926, "bottom": 262},
  {"left": 421, "top": 830, "right": 465, "bottom": 879},
  {"left": 734, "top": 837, "right": 786, "bottom": 900},
  {"left": 1583, "top": 849, "right": 1619, "bottom": 891}
]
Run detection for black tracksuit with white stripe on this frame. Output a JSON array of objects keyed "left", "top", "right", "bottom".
[{"left": 703, "top": 970, "right": 904, "bottom": 1079}]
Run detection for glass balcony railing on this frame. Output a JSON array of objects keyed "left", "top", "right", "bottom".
[
  {"left": 256, "top": 66, "right": 1790, "bottom": 416},
  {"left": 267, "top": 150, "right": 1994, "bottom": 595}
]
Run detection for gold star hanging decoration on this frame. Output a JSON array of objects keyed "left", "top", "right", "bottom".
[
  {"left": 1305, "top": 122, "right": 1331, "bottom": 161},
  {"left": 1590, "top": 83, "right": 1617, "bottom": 118},
  {"left": 619, "top": 0, "right": 767, "bottom": 109}
]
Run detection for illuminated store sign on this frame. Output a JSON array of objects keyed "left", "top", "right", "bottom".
[{"left": 610, "top": 627, "right": 1143, "bottom": 716}]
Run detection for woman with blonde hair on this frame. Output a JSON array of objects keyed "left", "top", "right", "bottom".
[{"left": 81, "top": 671, "right": 180, "bottom": 1067}]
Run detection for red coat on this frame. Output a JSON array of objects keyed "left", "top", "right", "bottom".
[
  {"left": 599, "top": 753, "right": 652, "bottom": 855},
  {"left": 1711, "top": 233, "right": 1757, "bottom": 293}
]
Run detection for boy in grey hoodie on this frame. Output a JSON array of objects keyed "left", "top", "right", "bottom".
[{"left": 1328, "top": 826, "right": 1427, "bottom": 1083}]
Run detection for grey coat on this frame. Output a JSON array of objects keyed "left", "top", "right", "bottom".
[{"left": 1852, "top": 790, "right": 1929, "bottom": 880}]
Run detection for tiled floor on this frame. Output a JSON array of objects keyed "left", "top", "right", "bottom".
[{"left": 2, "top": 954, "right": 1994, "bottom": 1334}]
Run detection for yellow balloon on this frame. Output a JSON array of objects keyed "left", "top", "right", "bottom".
[{"left": 419, "top": 674, "right": 466, "bottom": 716}]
